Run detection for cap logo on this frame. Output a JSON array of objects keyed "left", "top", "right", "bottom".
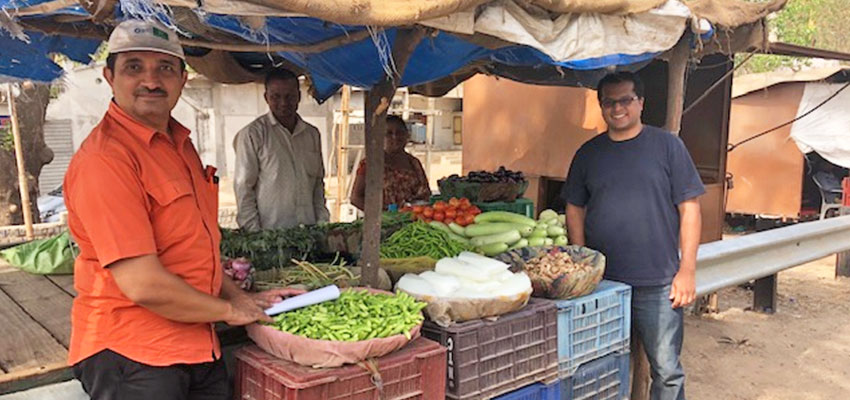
[{"left": 152, "top": 26, "right": 169, "bottom": 40}]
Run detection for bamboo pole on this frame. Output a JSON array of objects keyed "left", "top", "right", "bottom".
[
  {"left": 6, "top": 83, "right": 34, "bottom": 240},
  {"left": 336, "top": 85, "right": 351, "bottom": 221},
  {"left": 425, "top": 98, "right": 435, "bottom": 178}
]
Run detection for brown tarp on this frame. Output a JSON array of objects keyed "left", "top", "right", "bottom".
[{"left": 686, "top": 0, "right": 787, "bottom": 29}]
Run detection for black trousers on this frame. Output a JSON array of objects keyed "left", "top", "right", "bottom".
[{"left": 73, "top": 349, "right": 228, "bottom": 400}]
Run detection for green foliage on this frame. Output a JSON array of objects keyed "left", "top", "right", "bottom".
[
  {"left": 736, "top": 54, "right": 809, "bottom": 75},
  {"left": 0, "top": 122, "right": 12, "bottom": 152},
  {"left": 773, "top": 0, "right": 824, "bottom": 47},
  {"left": 736, "top": 0, "right": 849, "bottom": 75}
]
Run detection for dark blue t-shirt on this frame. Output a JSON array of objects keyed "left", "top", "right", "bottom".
[{"left": 561, "top": 125, "right": 705, "bottom": 286}]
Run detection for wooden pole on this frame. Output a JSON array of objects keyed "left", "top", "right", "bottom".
[
  {"left": 360, "top": 27, "right": 426, "bottom": 288},
  {"left": 835, "top": 207, "right": 850, "bottom": 277},
  {"left": 632, "top": 33, "right": 691, "bottom": 400},
  {"left": 664, "top": 34, "right": 690, "bottom": 135},
  {"left": 6, "top": 83, "right": 34, "bottom": 240},
  {"left": 425, "top": 98, "right": 435, "bottom": 177},
  {"left": 335, "top": 86, "right": 351, "bottom": 221}
]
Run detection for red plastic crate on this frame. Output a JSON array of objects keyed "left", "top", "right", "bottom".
[
  {"left": 421, "top": 298, "right": 559, "bottom": 400},
  {"left": 234, "top": 337, "right": 447, "bottom": 400}
]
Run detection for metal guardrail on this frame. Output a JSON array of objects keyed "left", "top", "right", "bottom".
[{"left": 696, "top": 214, "right": 850, "bottom": 296}]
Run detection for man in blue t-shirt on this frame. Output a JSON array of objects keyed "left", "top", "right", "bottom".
[{"left": 562, "top": 72, "right": 704, "bottom": 400}]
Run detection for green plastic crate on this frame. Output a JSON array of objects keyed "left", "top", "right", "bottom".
[
  {"left": 430, "top": 196, "right": 534, "bottom": 218},
  {"left": 476, "top": 198, "right": 534, "bottom": 218}
]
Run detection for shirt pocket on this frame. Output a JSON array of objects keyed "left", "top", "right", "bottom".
[
  {"left": 144, "top": 179, "right": 197, "bottom": 246},
  {"left": 146, "top": 179, "right": 193, "bottom": 207}
]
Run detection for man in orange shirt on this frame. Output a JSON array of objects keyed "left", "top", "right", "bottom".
[{"left": 64, "top": 20, "right": 300, "bottom": 400}]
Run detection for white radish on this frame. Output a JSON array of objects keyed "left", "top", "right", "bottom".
[
  {"left": 435, "top": 257, "right": 491, "bottom": 282},
  {"left": 456, "top": 251, "right": 511, "bottom": 275},
  {"left": 419, "top": 271, "right": 462, "bottom": 297},
  {"left": 396, "top": 274, "right": 437, "bottom": 297}
]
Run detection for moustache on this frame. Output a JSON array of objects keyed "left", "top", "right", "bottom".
[{"left": 134, "top": 88, "right": 168, "bottom": 96}]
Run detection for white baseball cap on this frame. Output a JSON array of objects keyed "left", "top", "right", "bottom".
[{"left": 108, "top": 20, "right": 185, "bottom": 60}]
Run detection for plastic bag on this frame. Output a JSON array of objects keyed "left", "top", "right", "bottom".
[
  {"left": 0, "top": 231, "right": 77, "bottom": 275},
  {"left": 495, "top": 245, "right": 605, "bottom": 300}
]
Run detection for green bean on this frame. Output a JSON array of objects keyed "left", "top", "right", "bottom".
[{"left": 379, "top": 222, "right": 473, "bottom": 259}]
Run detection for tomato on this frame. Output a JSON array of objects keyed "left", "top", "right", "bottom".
[
  {"left": 458, "top": 215, "right": 470, "bottom": 226},
  {"left": 454, "top": 217, "right": 465, "bottom": 226},
  {"left": 459, "top": 198, "right": 472, "bottom": 209},
  {"left": 433, "top": 201, "right": 448, "bottom": 211},
  {"left": 448, "top": 197, "right": 461, "bottom": 207},
  {"left": 453, "top": 214, "right": 465, "bottom": 226},
  {"left": 466, "top": 214, "right": 479, "bottom": 226},
  {"left": 400, "top": 206, "right": 413, "bottom": 213},
  {"left": 422, "top": 207, "right": 434, "bottom": 218},
  {"left": 433, "top": 211, "right": 445, "bottom": 222},
  {"left": 412, "top": 205, "right": 424, "bottom": 214},
  {"left": 445, "top": 209, "right": 457, "bottom": 219},
  {"left": 468, "top": 206, "right": 482, "bottom": 216},
  {"left": 444, "top": 218, "right": 455, "bottom": 225}
]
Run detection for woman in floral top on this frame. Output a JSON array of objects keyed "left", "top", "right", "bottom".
[{"left": 351, "top": 116, "right": 431, "bottom": 210}]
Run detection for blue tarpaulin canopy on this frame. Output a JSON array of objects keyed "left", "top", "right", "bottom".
[{"left": 0, "top": 0, "right": 785, "bottom": 99}]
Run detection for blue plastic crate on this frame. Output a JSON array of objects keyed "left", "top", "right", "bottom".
[
  {"left": 554, "top": 280, "right": 631, "bottom": 376},
  {"left": 561, "top": 351, "right": 630, "bottom": 400},
  {"left": 493, "top": 381, "right": 561, "bottom": 400}
]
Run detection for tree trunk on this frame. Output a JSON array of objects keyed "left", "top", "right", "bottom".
[{"left": 0, "top": 83, "right": 53, "bottom": 226}]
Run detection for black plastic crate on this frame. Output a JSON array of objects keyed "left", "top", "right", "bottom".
[{"left": 422, "top": 298, "right": 559, "bottom": 399}]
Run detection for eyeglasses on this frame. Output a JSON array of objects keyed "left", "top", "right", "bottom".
[{"left": 601, "top": 96, "right": 640, "bottom": 109}]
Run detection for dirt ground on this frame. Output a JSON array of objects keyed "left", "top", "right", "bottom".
[{"left": 683, "top": 256, "right": 850, "bottom": 400}]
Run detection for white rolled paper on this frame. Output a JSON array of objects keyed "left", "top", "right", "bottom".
[{"left": 264, "top": 284, "right": 341, "bottom": 316}]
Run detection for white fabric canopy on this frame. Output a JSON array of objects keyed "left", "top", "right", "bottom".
[
  {"left": 473, "top": 0, "right": 690, "bottom": 62},
  {"left": 789, "top": 82, "right": 850, "bottom": 168},
  {"left": 422, "top": 0, "right": 691, "bottom": 62}
]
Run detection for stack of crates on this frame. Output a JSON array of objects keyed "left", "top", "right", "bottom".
[
  {"left": 233, "top": 337, "right": 447, "bottom": 400},
  {"left": 421, "top": 298, "right": 559, "bottom": 399},
  {"left": 555, "top": 280, "right": 632, "bottom": 399},
  {"left": 483, "top": 280, "right": 632, "bottom": 400}
]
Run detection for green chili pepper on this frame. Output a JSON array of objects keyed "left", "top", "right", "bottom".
[{"left": 264, "top": 289, "right": 426, "bottom": 342}]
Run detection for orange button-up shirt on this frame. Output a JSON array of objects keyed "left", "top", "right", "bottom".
[{"left": 64, "top": 101, "right": 222, "bottom": 367}]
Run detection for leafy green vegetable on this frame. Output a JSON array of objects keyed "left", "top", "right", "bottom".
[{"left": 220, "top": 212, "right": 412, "bottom": 270}]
